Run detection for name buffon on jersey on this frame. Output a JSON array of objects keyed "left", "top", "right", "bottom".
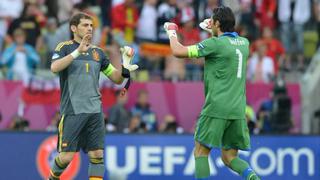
[{"left": 228, "top": 38, "right": 245, "bottom": 46}]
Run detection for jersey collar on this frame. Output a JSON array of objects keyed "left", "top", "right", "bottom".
[{"left": 219, "top": 32, "right": 238, "bottom": 38}]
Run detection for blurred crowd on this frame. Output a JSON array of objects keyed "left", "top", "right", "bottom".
[
  {"left": 0, "top": 0, "right": 318, "bottom": 134},
  {"left": 5, "top": 82, "right": 293, "bottom": 135},
  {"left": 0, "top": 0, "right": 319, "bottom": 83}
]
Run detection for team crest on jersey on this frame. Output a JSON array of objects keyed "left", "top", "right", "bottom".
[
  {"left": 52, "top": 53, "right": 60, "bottom": 59},
  {"left": 92, "top": 49, "right": 100, "bottom": 61},
  {"left": 197, "top": 43, "right": 205, "bottom": 49}
]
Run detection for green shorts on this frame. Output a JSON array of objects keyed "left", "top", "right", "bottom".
[
  {"left": 57, "top": 113, "right": 105, "bottom": 153},
  {"left": 194, "top": 115, "right": 251, "bottom": 151}
]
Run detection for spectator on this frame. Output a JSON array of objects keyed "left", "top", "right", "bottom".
[
  {"left": 257, "top": 81, "right": 293, "bottom": 134},
  {"left": 247, "top": 42, "right": 274, "bottom": 83},
  {"left": 99, "top": 0, "right": 113, "bottom": 48},
  {"left": 238, "top": 0, "right": 258, "bottom": 41},
  {"left": 131, "top": 89, "right": 157, "bottom": 132},
  {"left": 157, "top": 0, "right": 179, "bottom": 43},
  {"left": 42, "top": 17, "right": 60, "bottom": 69},
  {"left": 270, "top": 82, "right": 293, "bottom": 133},
  {"left": 178, "top": 6, "right": 203, "bottom": 81},
  {"left": 57, "top": 0, "right": 75, "bottom": 23},
  {"left": 314, "top": 0, "right": 320, "bottom": 48},
  {"left": 137, "top": 0, "right": 158, "bottom": 42},
  {"left": 55, "top": 3, "right": 82, "bottom": 43},
  {"left": 9, "top": 114, "right": 29, "bottom": 131},
  {"left": 278, "top": 0, "right": 311, "bottom": 71},
  {"left": 100, "top": 0, "right": 112, "bottom": 28},
  {"left": 246, "top": 104, "right": 257, "bottom": 134},
  {"left": 222, "top": 0, "right": 241, "bottom": 26},
  {"left": 257, "top": 94, "right": 273, "bottom": 134},
  {"left": 254, "top": 0, "right": 277, "bottom": 31},
  {"left": 1, "top": 28, "right": 40, "bottom": 85},
  {"left": 194, "top": 0, "right": 218, "bottom": 22},
  {"left": 159, "top": 114, "right": 184, "bottom": 133},
  {"left": 109, "top": 90, "right": 131, "bottom": 133},
  {"left": 251, "top": 27, "right": 286, "bottom": 75},
  {"left": 7, "top": 2, "right": 41, "bottom": 49},
  {"left": 0, "top": 0, "right": 23, "bottom": 54},
  {"left": 111, "top": 0, "right": 139, "bottom": 45},
  {"left": 126, "top": 115, "right": 148, "bottom": 133}
]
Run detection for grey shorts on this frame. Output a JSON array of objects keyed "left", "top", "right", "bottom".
[{"left": 57, "top": 113, "right": 105, "bottom": 153}]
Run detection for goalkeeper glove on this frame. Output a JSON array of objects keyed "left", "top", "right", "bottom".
[
  {"left": 199, "top": 18, "right": 212, "bottom": 34},
  {"left": 164, "top": 22, "right": 178, "bottom": 38},
  {"left": 120, "top": 46, "right": 139, "bottom": 72}
]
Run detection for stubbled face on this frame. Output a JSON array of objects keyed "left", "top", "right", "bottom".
[
  {"left": 72, "top": 18, "right": 93, "bottom": 40},
  {"left": 211, "top": 19, "right": 219, "bottom": 36}
]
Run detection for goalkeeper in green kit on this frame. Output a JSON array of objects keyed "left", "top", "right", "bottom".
[{"left": 164, "top": 6, "right": 260, "bottom": 180}]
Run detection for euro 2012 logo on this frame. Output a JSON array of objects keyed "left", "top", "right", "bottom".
[{"left": 36, "top": 135, "right": 81, "bottom": 179}]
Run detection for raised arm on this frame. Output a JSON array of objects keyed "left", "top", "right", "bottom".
[
  {"left": 51, "top": 34, "right": 92, "bottom": 73},
  {"left": 164, "top": 22, "right": 189, "bottom": 58},
  {"left": 164, "top": 20, "right": 213, "bottom": 59}
]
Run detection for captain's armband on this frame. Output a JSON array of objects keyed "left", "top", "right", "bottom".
[
  {"left": 102, "top": 64, "right": 116, "bottom": 77},
  {"left": 187, "top": 45, "right": 199, "bottom": 58}
]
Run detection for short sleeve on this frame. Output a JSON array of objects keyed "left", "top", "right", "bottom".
[
  {"left": 100, "top": 50, "right": 111, "bottom": 71},
  {"left": 51, "top": 42, "right": 68, "bottom": 62},
  {"left": 187, "top": 37, "right": 217, "bottom": 58}
]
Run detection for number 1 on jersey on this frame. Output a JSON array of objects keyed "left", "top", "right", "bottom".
[
  {"left": 236, "top": 49, "right": 243, "bottom": 79},
  {"left": 86, "top": 63, "right": 89, "bottom": 73}
]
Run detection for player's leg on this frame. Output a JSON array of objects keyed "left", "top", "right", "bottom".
[
  {"left": 88, "top": 149, "right": 104, "bottom": 180},
  {"left": 194, "top": 141, "right": 211, "bottom": 180},
  {"left": 222, "top": 119, "right": 260, "bottom": 180},
  {"left": 85, "top": 113, "right": 106, "bottom": 180},
  {"left": 49, "top": 114, "right": 87, "bottom": 180},
  {"left": 49, "top": 152, "right": 76, "bottom": 180},
  {"left": 193, "top": 115, "right": 227, "bottom": 179},
  {"left": 221, "top": 148, "right": 259, "bottom": 180}
]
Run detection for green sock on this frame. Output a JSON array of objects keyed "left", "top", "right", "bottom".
[
  {"left": 195, "top": 156, "right": 210, "bottom": 178},
  {"left": 49, "top": 157, "right": 68, "bottom": 180},
  {"left": 230, "top": 157, "right": 258, "bottom": 180}
]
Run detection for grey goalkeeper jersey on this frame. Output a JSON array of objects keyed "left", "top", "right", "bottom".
[{"left": 52, "top": 40, "right": 111, "bottom": 115}]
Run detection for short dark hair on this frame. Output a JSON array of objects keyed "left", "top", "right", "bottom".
[
  {"left": 211, "top": 6, "right": 235, "bottom": 32},
  {"left": 69, "top": 12, "right": 92, "bottom": 27}
]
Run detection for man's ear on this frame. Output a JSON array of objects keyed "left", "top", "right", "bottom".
[
  {"left": 213, "top": 20, "right": 220, "bottom": 29},
  {"left": 70, "top": 25, "right": 77, "bottom": 33}
]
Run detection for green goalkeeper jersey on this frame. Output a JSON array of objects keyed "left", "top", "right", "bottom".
[{"left": 188, "top": 33, "right": 249, "bottom": 119}]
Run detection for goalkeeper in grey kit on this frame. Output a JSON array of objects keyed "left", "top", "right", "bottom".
[{"left": 48, "top": 12, "right": 138, "bottom": 180}]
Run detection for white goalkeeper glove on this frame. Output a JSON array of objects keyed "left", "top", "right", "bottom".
[
  {"left": 199, "top": 18, "right": 212, "bottom": 34},
  {"left": 164, "top": 22, "right": 178, "bottom": 38},
  {"left": 120, "top": 46, "right": 139, "bottom": 72}
]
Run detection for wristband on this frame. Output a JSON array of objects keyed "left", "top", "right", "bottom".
[
  {"left": 121, "top": 65, "right": 130, "bottom": 78},
  {"left": 70, "top": 49, "right": 80, "bottom": 59}
]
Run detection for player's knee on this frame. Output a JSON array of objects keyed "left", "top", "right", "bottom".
[
  {"left": 194, "top": 145, "right": 210, "bottom": 157},
  {"left": 221, "top": 155, "right": 231, "bottom": 166},
  {"left": 88, "top": 149, "right": 104, "bottom": 159},
  {"left": 221, "top": 154, "right": 236, "bottom": 167},
  {"left": 59, "top": 152, "right": 75, "bottom": 165}
]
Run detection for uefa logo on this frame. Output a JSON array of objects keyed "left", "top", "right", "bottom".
[{"left": 36, "top": 135, "right": 81, "bottom": 179}]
